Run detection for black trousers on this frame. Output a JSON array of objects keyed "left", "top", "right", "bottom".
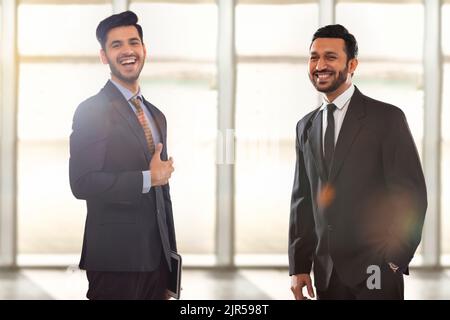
[
  {"left": 317, "top": 263, "right": 404, "bottom": 300},
  {"left": 86, "top": 256, "right": 169, "bottom": 300}
]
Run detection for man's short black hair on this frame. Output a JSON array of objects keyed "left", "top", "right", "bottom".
[
  {"left": 96, "top": 10, "right": 143, "bottom": 50},
  {"left": 311, "top": 24, "right": 358, "bottom": 61}
]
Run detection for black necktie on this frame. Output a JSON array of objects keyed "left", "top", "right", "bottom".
[{"left": 324, "top": 103, "right": 337, "bottom": 176}]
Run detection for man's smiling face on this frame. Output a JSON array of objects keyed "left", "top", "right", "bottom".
[
  {"left": 308, "top": 37, "right": 355, "bottom": 95},
  {"left": 100, "top": 25, "right": 146, "bottom": 86}
]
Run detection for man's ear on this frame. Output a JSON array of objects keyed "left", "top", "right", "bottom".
[
  {"left": 100, "top": 49, "right": 108, "bottom": 65},
  {"left": 143, "top": 43, "right": 147, "bottom": 60},
  {"left": 348, "top": 58, "right": 358, "bottom": 75}
]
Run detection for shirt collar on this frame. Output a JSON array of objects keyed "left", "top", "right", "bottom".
[
  {"left": 110, "top": 79, "right": 143, "bottom": 102},
  {"left": 319, "top": 84, "right": 355, "bottom": 111}
]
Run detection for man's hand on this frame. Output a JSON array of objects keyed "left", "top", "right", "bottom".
[
  {"left": 291, "top": 273, "right": 315, "bottom": 300},
  {"left": 150, "top": 143, "right": 174, "bottom": 186}
]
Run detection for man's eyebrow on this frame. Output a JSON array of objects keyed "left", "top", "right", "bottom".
[
  {"left": 310, "top": 50, "right": 339, "bottom": 55},
  {"left": 110, "top": 40, "right": 123, "bottom": 46}
]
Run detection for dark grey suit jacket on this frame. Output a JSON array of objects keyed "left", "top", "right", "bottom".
[
  {"left": 289, "top": 87, "right": 427, "bottom": 290},
  {"left": 69, "top": 80, "right": 177, "bottom": 272}
]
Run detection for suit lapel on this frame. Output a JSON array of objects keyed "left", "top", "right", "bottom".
[
  {"left": 305, "top": 109, "right": 327, "bottom": 182},
  {"left": 329, "top": 87, "right": 366, "bottom": 182},
  {"left": 103, "top": 81, "right": 152, "bottom": 163}
]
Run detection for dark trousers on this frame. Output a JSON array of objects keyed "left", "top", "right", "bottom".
[
  {"left": 86, "top": 257, "right": 169, "bottom": 300},
  {"left": 317, "top": 263, "right": 404, "bottom": 300}
]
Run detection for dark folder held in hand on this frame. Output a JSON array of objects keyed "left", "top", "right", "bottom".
[{"left": 168, "top": 251, "right": 182, "bottom": 300}]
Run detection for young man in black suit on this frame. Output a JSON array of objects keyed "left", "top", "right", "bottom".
[
  {"left": 289, "top": 24, "right": 427, "bottom": 300},
  {"left": 70, "top": 11, "right": 176, "bottom": 300}
]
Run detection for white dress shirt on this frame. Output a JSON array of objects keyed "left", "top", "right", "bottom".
[
  {"left": 110, "top": 79, "right": 159, "bottom": 193},
  {"left": 320, "top": 84, "right": 355, "bottom": 154}
]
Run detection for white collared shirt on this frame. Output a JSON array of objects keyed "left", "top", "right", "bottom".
[
  {"left": 320, "top": 84, "right": 355, "bottom": 154},
  {"left": 110, "top": 79, "right": 158, "bottom": 194}
]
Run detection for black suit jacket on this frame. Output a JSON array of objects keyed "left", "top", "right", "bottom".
[
  {"left": 288, "top": 87, "right": 427, "bottom": 290},
  {"left": 69, "top": 80, "right": 177, "bottom": 272}
]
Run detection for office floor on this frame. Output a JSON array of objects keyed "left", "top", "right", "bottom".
[{"left": 0, "top": 268, "right": 449, "bottom": 300}]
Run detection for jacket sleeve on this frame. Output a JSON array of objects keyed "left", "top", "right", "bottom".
[
  {"left": 69, "top": 102, "right": 143, "bottom": 205},
  {"left": 289, "top": 121, "right": 317, "bottom": 276},
  {"left": 382, "top": 108, "right": 427, "bottom": 271}
]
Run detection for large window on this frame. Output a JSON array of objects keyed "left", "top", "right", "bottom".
[
  {"left": 0, "top": 0, "right": 446, "bottom": 268},
  {"left": 234, "top": 2, "right": 319, "bottom": 263},
  {"left": 17, "top": 3, "right": 112, "bottom": 263}
]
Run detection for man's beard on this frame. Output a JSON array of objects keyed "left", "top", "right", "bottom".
[
  {"left": 107, "top": 56, "right": 144, "bottom": 84},
  {"left": 310, "top": 64, "right": 348, "bottom": 93}
]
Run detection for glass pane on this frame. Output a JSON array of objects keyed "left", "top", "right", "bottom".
[
  {"left": 441, "top": 63, "right": 450, "bottom": 262},
  {"left": 443, "top": 4, "right": 450, "bottom": 56},
  {"left": 18, "top": 4, "right": 112, "bottom": 56},
  {"left": 236, "top": 3, "right": 319, "bottom": 56},
  {"left": 129, "top": 2, "right": 217, "bottom": 60},
  {"left": 336, "top": 2, "right": 423, "bottom": 60},
  {"left": 18, "top": 63, "right": 108, "bottom": 255},
  {"left": 18, "top": 141, "right": 85, "bottom": 254},
  {"left": 235, "top": 63, "right": 318, "bottom": 254},
  {"left": 18, "top": 63, "right": 109, "bottom": 141},
  {"left": 139, "top": 62, "right": 217, "bottom": 254},
  {"left": 352, "top": 62, "right": 424, "bottom": 156}
]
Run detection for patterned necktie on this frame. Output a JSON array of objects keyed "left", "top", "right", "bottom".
[
  {"left": 130, "top": 96, "right": 156, "bottom": 155},
  {"left": 324, "top": 103, "right": 337, "bottom": 177}
]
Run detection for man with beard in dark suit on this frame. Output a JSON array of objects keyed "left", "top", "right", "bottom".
[{"left": 289, "top": 24, "right": 427, "bottom": 300}]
